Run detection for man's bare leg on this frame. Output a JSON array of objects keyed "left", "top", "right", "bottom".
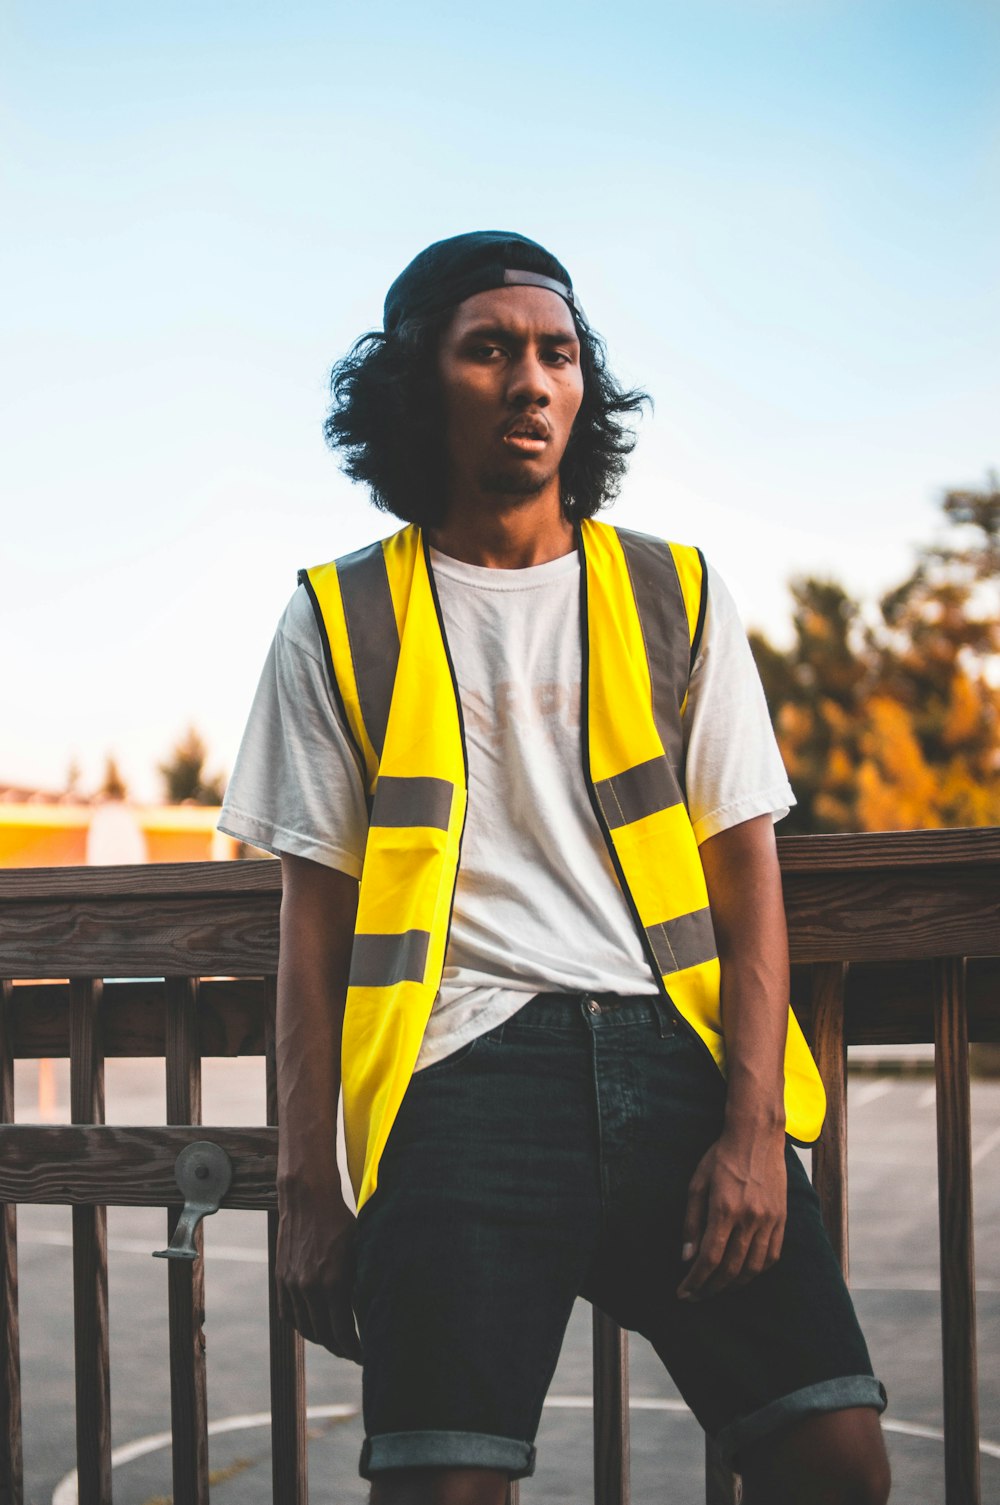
[
  {"left": 739, "top": 1406, "right": 891, "bottom": 1505},
  {"left": 371, "top": 1467, "right": 509, "bottom": 1505}
]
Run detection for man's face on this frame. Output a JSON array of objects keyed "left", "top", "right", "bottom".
[{"left": 436, "top": 285, "right": 584, "bottom": 509}]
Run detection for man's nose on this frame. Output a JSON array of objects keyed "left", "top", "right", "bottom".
[{"left": 507, "top": 353, "right": 551, "bottom": 406}]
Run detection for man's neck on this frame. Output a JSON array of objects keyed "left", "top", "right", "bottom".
[{"left": 428, "top": 490, "right": 576, "bottom": 570}]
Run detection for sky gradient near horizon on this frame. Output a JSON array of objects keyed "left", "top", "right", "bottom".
[{"left": 3, "top": 1, "right": 998, "bottom": 801}]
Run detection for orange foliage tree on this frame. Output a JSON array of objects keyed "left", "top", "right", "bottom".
[{"left": 749, "top": 474, "right": 1000, "bottom": 833}]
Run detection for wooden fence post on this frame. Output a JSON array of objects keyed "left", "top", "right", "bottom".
[
  {"left": 70, "top": 978, "right": 111, "bottom": 1505},
  {"left": 811, "top": 962, "right": 850, "bottom": 1276},
  {"left": 265, "top": 976, "right": 309, "bottom": 1504},
  {"left": 0, "top": 980, "right": 22, "bottom": 1505},
  {"left": 165, "top": 977, "right": 210, "bottom": 1505},
  {"left": 593, "top": 1308, "right": 629, "bottom": 1505},
  {"left": 934, "top": 957, "right": 980, "bottom": 1505}
]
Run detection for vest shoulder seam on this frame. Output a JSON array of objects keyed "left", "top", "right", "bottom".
[
  {"left": 691, "top": 547, "right": 709, "bottom": 668},
  {"left": 297, "top": 567, "right": 366, "bottom": 774}
]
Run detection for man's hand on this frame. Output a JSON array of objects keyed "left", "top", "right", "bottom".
[
  {"left": 275, "top": 854, "right": 360, "bottom": 1359},
  {"left": 676, "top": 1126, "right": 786, "bottom": 1301},
  {"left": 275, "top": 1182, "right": 362, "bottom": 1360},
  {"left": 677, "top": 812, "right": 792, "bottom": 1302}
]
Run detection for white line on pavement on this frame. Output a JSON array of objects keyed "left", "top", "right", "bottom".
[
  {"left": 21, "top": 1231, "right": 997, "bottom": 1290},
  {"left": 51, "top": 1401, "right": 1000, "bottom": 1502},
  {"left": 20, "top": 1229, "right": 269, "bottom": 1262},
  {"left": 852, "top": 1080, "right": 896, "bottom": 1109},
  {"left": 887, "top": 1418, "right": 1000, "bottom": 1460},
  {"left": 972, "top": 1123, "right": 1000, "bottom": 1169},
  {"left": 51, "top": 1405, "right": 358, "bottom": 1505},
  {"left": 852, "top": 1277, "right": 999, "bottom": 1291}
]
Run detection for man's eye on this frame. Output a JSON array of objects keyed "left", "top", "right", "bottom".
[{"left": 472, "top": 345, "right": 503, "bottom": 359}]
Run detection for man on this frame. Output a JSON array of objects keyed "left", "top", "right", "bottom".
[{"left": 220, "top": 231, "right": 890, "bottom": 1504}]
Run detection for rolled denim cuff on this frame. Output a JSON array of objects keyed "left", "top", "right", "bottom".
[
  {"left": 360, "top": 1430, "right": 537, "bottom": 1480},
  {"left": 715, "top": 1375, "right": 888, "bottom": 1467}
]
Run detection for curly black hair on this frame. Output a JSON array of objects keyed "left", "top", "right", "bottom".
[{"left": 323, "top": 307, "right": 650, "bottom": 528}]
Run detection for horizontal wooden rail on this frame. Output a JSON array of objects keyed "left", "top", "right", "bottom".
[
  {"left": 0, "top": 893, "right": 280, "bottom": 976},
  {"left": 0, "top": 862, "right": 283, "bottom": 901},
  {"left": 782, "top": 869, "right": 1000, "bottom": 961},
  {"left": 0, "top": 978, "right": 268, "bottom": 1057},
  {"left": 777, "top": 827, "right": 1000, "bottom": 870},
  {"left": 1, "top": 829, "right": 999, "bottom": 978},
  {"left": 0, "top": 828, "right": 996, "bottom": 905},
  {"left": 0, "top": 1125, "right": 277, "bottom": 1208},
  {"left": 3, "top": 959, "right": 999, "bottom": 1061}
]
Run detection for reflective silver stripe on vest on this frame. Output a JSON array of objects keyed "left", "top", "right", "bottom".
[
  {"left": 645, "top": 907, "right": 717, "bottom": 975},
  {"left": 594, "top": 755, "right": 684, "bottom": 831},
  {"left": 337, "top": 540, "right": 400, "bottom": 760},
  {"left": 370, "top": 775, "right": 454, "bottom": 831},
  {"left": 615, "top": 530, "right": 691, "bottom": 778},
  {"left": 349, "top": 930, "right": 430, "bottom": 988}
]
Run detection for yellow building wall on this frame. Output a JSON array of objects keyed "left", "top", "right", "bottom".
[
  {"left": 0, "top": 805, "right": 237, "bottom": 866},
  {"left": 0, "top": 808, "right": 90, "bottom": 867},
  {"left": 137, "top": 808, "right": 239, "bottom": 864}
]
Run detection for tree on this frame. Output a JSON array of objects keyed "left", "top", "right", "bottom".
[
  {"left": 158, "top": 727, "right": 227, "bottom": 805},
  {"left": 99, "top": 756, "right": 128, "bottom": 801},
  {"left": 750, "top": 474, "right": 1000, "bottom": 833}
]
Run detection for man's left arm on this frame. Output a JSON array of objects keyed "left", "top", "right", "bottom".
[{"left": 676, "top": 811, "right": 789, "bottom": 1301}]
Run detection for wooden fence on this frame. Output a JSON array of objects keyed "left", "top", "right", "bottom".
[{"left": 0, "top": 827, "right": 998, "bottom": 1505}]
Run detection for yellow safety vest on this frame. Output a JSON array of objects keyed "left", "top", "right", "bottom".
[{"left": 302, "top": 520, "right": 825, "bottom": 1208}]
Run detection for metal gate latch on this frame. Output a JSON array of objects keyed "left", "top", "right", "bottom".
[{"left": 153, "top": 1141, "right": 233, "bottom": 1262}]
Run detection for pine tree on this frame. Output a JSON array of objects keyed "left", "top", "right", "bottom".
[
  {"left": 100, "top": 756, "right": 128, "bottom": 801},
  {"left": 158, "top": 728, "right": 227, "bottom": 805}
]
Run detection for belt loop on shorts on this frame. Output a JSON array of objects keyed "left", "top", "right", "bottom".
[{"left": 653, "top": 996, "right": 676, "bottom": 1039}]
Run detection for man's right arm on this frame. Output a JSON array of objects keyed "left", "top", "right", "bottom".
[{"left": 274, "top": 851, "right": 361, "bottom": 1362}]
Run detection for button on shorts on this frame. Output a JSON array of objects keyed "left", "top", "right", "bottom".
[{"left": 353, "top": 992, "right": 886, "bottom": 1480}]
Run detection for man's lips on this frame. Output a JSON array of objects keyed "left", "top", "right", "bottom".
[{"left": 502, "top": 415, "right": 550, "bottom": 451}]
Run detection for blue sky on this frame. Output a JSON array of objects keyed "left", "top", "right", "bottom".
[{"left": 3, "top": 1, "right": 998, "bottom": 799}]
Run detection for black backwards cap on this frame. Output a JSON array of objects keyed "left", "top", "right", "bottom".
[{"left": 382, "top": 230, "right": 586, "bottom": 334}]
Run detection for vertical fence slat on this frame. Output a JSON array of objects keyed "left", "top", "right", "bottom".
[
  {"left": 265, "top": 975, "right": 308, "bottom": 1505},
  {"left": 0, "top": 981, "right": 22, "bottom": 1505},
  {"left": 810, "top": 962, "right": 850, "bottom": 1277},
  {"left": 934, "top": 957, "right": 980, "bottom": 1505},
  {"left": 592, "top": 1308, "right": 628, "bottom": 1505},
  {"left": 165, "top": 977, "right": 210, "bottom": 1505},
  {"left": 70, "top": 978, "right": 112, "bottom": 1505}
]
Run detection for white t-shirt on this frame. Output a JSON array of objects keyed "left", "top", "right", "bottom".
[{"left": 219, "top": 546, "right": 795, "bottom": 1067}]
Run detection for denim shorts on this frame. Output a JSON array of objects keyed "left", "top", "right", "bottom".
[{"left": 353, "top": 992, "right": 886, "bottom": 1480}]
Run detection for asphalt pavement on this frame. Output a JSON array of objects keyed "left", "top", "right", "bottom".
[{"left": 11, "top": 1058, "right": 1000, "bottom": 1505}]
